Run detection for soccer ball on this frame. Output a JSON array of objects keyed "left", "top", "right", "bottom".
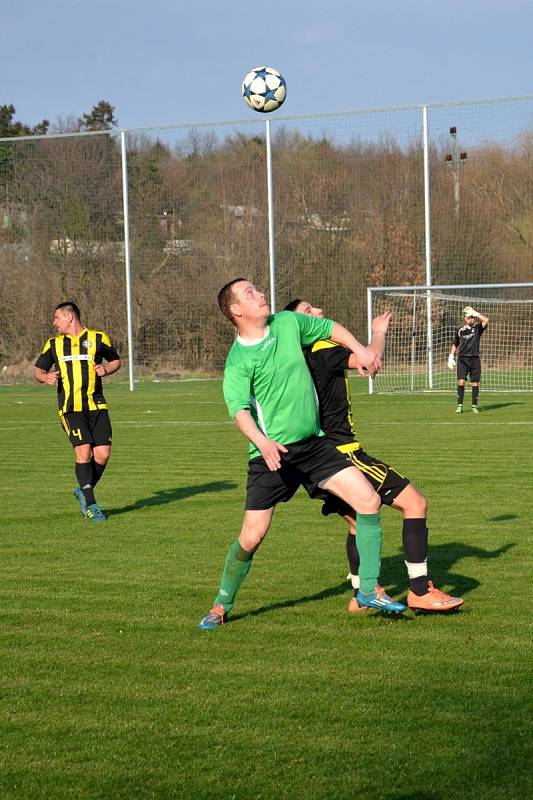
[{"left": 242, "top": 67, "right": 287, "bottom": 113}]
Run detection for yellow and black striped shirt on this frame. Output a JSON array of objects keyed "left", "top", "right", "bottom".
[
  {"left": 35, "top": 329, "right": 120, "bottom": 414},
  {"left": 305, "top": 339, "right": 361, "bottom": 452}
]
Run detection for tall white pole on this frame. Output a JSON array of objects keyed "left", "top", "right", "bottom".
[
  {"left": 422, "top": 106, "right": 434, "bottom": 389},
  {"left": 367, "top": 287, "right": 374, "bottom": 395},
  {"left": 265, "top": 119, "right": 276, "bottom": 312},
  {"left": 120, "top": 130, "right": 135, "bottom": 391}
]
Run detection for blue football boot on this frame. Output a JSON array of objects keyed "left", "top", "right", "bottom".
[{"left": 356, "top": 586, "right": 407, "bottom": 613}]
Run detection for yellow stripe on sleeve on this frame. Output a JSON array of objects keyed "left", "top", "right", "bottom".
[
  {"left": 311, "top": 339, "right": 338, "bottom": 353},
  {"left": 86, "top": 330, "right": 98, "bottom": 411}
]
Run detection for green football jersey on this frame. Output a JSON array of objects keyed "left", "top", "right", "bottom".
[{"left": 223, "top": 310, "right": 334, "bottom": 458}]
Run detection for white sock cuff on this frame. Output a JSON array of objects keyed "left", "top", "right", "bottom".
[
  {"left": 347, "top": 572, "right": 360, "bottom": 590},
  {"left": 405, "top": 559, "right": 428, "bottom": 579}
]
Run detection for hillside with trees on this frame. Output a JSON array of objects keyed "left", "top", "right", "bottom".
[{"left": 1, "top": 105, "right": 532, "bottom": 376}]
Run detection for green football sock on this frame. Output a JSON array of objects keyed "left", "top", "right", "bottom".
[
  {"left": 356, "top": 512, "right": 382, "bottom": 594},
  {"left": 213, "top": 539, "right": 254, "bottom": 613}
]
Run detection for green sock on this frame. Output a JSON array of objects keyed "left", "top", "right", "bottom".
[
  {"left": 213, "top": 539, "right": 254, "bottom": 614},
  {"left": 356, "top": 512, "right": 382, "bottom": 594}
]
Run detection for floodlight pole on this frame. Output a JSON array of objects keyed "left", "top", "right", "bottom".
[
  {"left": 422, "top": 106, "right": 434, "bottom": 389},
  {"left": 120, "top": 130, "right": 135, "bottom": 391},
  {"left": 446, "top": 126, "right": 468, "bottom": 219},
  {"left": 265, "top": 119, "right": 276, "bottom": 312}
]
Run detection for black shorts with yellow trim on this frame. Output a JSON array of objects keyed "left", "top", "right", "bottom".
[
  {"left": 60, "top": 410, "right": 112, "bottom": 448},
  {"left": 316, "top": 444, "right": 411, "bottom": 518},
  {"left": 245, "top": 435, "right": 352, "bottom": 511}
]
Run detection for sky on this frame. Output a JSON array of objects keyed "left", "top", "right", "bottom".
[{"left": 2, "top": 0, "right": 532, "bottom": 131}]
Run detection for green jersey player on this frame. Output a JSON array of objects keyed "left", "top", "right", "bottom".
[{"left": 198, "top": 279, "right": 407, "bottom": 630}]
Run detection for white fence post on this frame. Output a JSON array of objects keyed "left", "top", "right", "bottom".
[
  {"left": 422, "top": 105, "right": 434, "bottom": 390},
  {"left": 120, "top": 130, "right": 135, "bottom": 391},
  {"left": 265, "top": 119, "right": 276, "bottom": 312}
]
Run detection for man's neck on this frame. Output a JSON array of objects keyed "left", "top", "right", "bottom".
[
  {"left": 237, "top": 316, "right": 270, "bottom": 342},
  {"left": 65, "top": 323, "right": 85, "bottom": 338}
]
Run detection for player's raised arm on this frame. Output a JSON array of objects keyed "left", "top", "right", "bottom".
[
  {"left": 475, "top": 310, "right": 489, "bottom": 328},
  {"left": 329, "top": 322, "right": 381, "bottom": 377},
  {"left": 463, "top": 306, "right": 489, "bottom": 328},
  {"left": 344, "top": 313, "right": 391, "bottom": 371},
  {"left": 366, "top": 312, "right": 391, "bottom": 360}
]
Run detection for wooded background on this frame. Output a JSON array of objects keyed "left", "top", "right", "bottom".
[{"left": 1, "top": 97, "right": 532, "bottom": 377}]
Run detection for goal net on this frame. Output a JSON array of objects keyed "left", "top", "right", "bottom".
[{"left": 367, "top": 283, "right": 533, "bottom": 393}]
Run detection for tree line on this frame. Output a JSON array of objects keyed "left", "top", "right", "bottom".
[
  {"left": 1, "top": 104, "right": 532, "bottom": 376},
  {"left": 0, "top": 101, "right": 117, "bottom": 137}
]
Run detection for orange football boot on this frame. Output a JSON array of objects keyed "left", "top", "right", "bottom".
[{"left": 408, "top": 581, "right": 464, "bottom": 612}]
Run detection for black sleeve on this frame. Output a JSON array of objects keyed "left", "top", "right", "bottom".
[
  {"left": 453, "top": 329, "right": 460, "bottom": 348},
  {"left": 35, "top": 350, "right": 55, "bottom": 371},
  {"left": 99, "top": 342, "right": 120, "bottom": 361}
]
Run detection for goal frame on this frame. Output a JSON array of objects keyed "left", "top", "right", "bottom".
[{"left": 367, "top": 282, "right": 533, "bottom": 394}]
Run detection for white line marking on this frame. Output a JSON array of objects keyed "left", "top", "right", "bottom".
[
  {"left": 0, "top": 420, "right": 531, "bottom": 432},
  {"left": 0, "top": 420, "right": 234, "bottom": 430}
]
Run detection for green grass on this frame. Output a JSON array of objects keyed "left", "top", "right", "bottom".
[{"left": 1, "top": 380, "right": 532, "bottom": 800}]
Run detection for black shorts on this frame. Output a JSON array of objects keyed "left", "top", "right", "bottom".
[
  {"left": 457, "top": 356, "right": 481, "bottom": 382},
  {"left": 314, "top": 447, "right": 411, "bottom": 518},
  {"left": 60, "top": 410, "right": 112, "bottom": 449},
  {"left": 245, "top": 435, "right": 352, "bottom": 511}
]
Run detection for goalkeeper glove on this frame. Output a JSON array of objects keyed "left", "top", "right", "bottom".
[
  {"left": 463, "top": 306, "right": 480, "bottom": 318},
  {"left": 447, "top": 353, "right": 456, "bottom": 370}
]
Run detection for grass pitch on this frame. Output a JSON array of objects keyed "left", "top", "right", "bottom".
[{"left": 1, "top": 380, "right": 532, "bottom": 800}]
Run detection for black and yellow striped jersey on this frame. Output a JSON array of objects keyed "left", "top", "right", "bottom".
[
  {"left": 35, "top": 329, "right": 120, "bottom": 414},
  {"left": 304, "top": 339, "right": 361, "bottom": 451}
]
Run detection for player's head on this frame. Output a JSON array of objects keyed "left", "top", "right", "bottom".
[
  {"left": 284, "top": 298, "right": 324, "bottom": 318},
  {"left": 53, "top": 302, "right": 81, "bottom": 333},
  {"left": 218, "top": 279, "right": 270, "bottom": 327}
]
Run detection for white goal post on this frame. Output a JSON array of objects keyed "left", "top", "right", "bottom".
[{"left": 367, "top": 282, "right": 533, "bottom": 393}]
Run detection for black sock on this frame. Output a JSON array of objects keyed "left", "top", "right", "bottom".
[
  {"left": 403, "top": 518, "right": 430, "bottom": 595},
  {"left": 346, "top": 533, "right": 360, "bottom": 595},
  {"left": 76, "top": 462, "right": 96, "bottom": 506},
  {"left": 92, "top": 459, "right": 107, "bottom": 486},
  {"left": 457, "top": 384, "right": 465, "bottom": 404},
  {"left": 472, "top": 385, "right": 479, "bottom": 406},
  {"left": 409, "top": 575, "right": 430, "bottom": 596}
]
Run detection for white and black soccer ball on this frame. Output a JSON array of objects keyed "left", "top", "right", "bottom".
[{"left": 241, "top": 66, "right": 287, "bottom": 113}]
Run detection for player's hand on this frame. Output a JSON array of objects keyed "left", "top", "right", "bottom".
[
  {"left": 447, "top": 354, "right": 456, "bottom": 370},
  {"left": 259, "top": 439, "right": 288, "bottom": 471},
  {"left": 44, "top": 370, "right": 60, "bottom": 385},
  {"left": 94, "top": 363, "right": 107, "bottom": 377},
  {"left": 354, "top": 347, "right": 381, "bottom": 378},
  {"left": 463, "top": 306, "right": 480, "bottom": 318},
  {"left": 371, "top": 311, "right": 392, "bottom": 335}
]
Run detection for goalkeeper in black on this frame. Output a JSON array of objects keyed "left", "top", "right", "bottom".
[
  {"left": 448, "top": 305, "right": 489, "bottom": 414},
  {"left": 34, "top": 302, "right": 121, "bottom": 522},
  {"left": 285, "top": 298, "right": 463, "bottom": 613}
]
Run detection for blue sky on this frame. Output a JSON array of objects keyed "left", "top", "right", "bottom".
[{"left": 2, "top": 0, "right": 532, "bottom": 130}]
